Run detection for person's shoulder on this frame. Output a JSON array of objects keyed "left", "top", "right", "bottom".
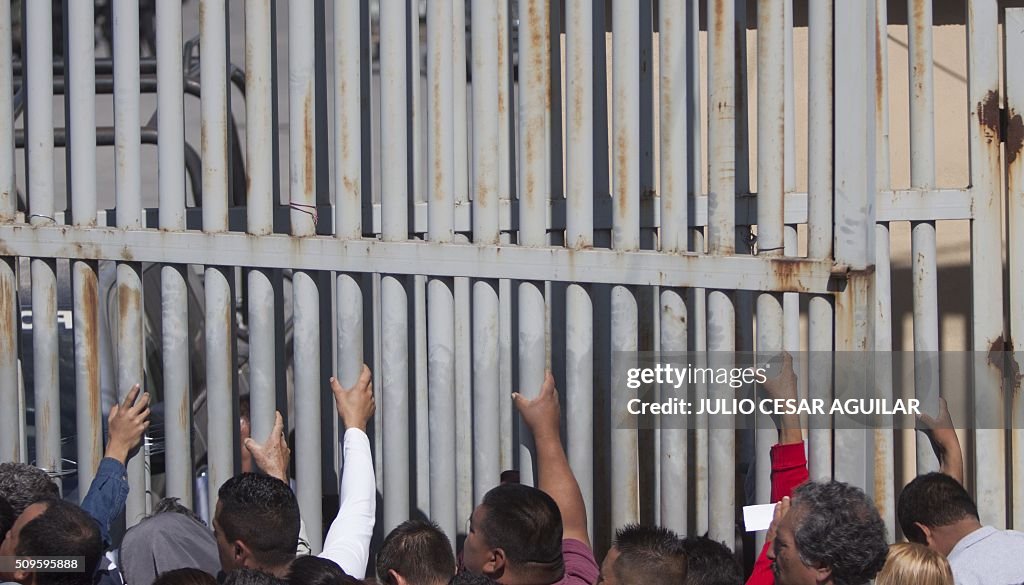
[{"left": 560, "top": 539, "right": 599, "bottom": 585}]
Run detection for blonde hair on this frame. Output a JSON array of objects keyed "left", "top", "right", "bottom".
[{"left": 876, "top": 543, "right": 953, "bottom": 585}]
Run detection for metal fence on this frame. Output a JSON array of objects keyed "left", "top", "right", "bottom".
[{"left": 0, "top": 0, "right": 1021, "bottom": 559}]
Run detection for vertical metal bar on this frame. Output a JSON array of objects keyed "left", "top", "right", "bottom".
[
  {"left": 517, "top": 0, "right": 551, "bottom": 487},
  {"left": 907, "top": 0, "right": 940, "bottom": 475},
  {"left": 454, "top": 275, "right": 473, "bottom": 534},
  {"left": 25, "top": 0, "right": 60, "bottom": 486},
  {"left": 806, "top": 0, "right": 834, "bottom": 481},
  {"left": 453, "top": 0, "right": 468, "bottom": 205},
  {"left": 874, "top": 223, "right": 896, "bottom": 536},
  {"left": 68, "top": 0, "right": 102, "bottom": 496},
  {"left": 1006, "top": 7, "right": 1024, "bottom": 530},
  {"left": 610, "top": 0, "right": 640, "bottom": 529},
  {"left": 289, "top": 0, "right": 323, "bottom": 552},
  {"left": 158, "top": 0, "right": 191, "bottom": 506},
  {"left": 496, "top": 0, "right": 515, "bottom": 480},
  {"left": 499, "top": 276, "right": 514, "bottom": 471},
  {"left": 0, "top": 0, "right": 14, "bottom": 461},
  {"left": 427, "top": 0, "right": 457, "bottom": 540},
  {"left": 967, "top": 0, "right": 1006, "bottom": 528},
  {"left": 755, "top": 0, "right": 786, "bottom": 522},
  {"left": 381, "top": 0, "right": 411, "bottom": 532},
  {"left": 245, "top": 0, "right": 278, "bottom": 459},
  {"left": 200, "top": 0, "right": 234, "bottom": 521},
  {"left": 472, "top": 0, "right": 502, "bottom": 505},
  {"left": 833, "top": 0, "right": 877, "bottom": 489},
  {"left": 336, "top": 0, "right": 364, "bottom": 388},
  {"left": 565, "top": 0, "right": 595, "bottom": 532}
]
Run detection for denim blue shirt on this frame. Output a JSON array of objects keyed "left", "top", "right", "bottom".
[{"left": 79, "top": 458, "right": 130, "bottom": 548}]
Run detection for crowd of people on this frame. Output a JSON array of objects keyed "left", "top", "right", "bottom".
[{"left": 1, "top": 355, "right": 1022, "bottom": 585}]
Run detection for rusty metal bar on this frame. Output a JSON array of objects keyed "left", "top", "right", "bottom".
[
  {"left": 427, "top": 0, "right": 457, "bottom": 540},
  {"left": 0, "top": 0, "right": 13, "bottom": 464},
  {"left": 68, "top": 0, "right": 102, "bottom": 496},
  {"left": 874, "top": 222, "right": 897, "bottom": 536},
  {"left": 967, "top": 0, "right": 1006, "bottom": 528},
  {"left": 453, "top": 0, "right": 468, "bottom": 207},
  {"left": 908, "top": 0, "right": 940, "bottom": 475},
  {"left": 1006, "top": 7, "right": 1024, "bottom": 530},
  {"left": 472, "top": 0, "right": 502, "bottom": 507}
]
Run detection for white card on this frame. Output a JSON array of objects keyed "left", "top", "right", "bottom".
[{"left": 743, "top": 503, "right": 778, "bottom": 532}]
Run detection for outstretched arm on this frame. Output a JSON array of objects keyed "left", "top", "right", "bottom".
[
  {"left": 82, "top": 384, "right": 150, "bottom": 547},
  {"left": 320, "top": 365, "right": 377, "bottom": 579},
  {"left": 762, "top": 352, "right": 802, "bottom": 446},
  {"left": 918, "top": 397, "right": 964, "bottom": 485},
  {"left": 514, "top": 371, "right": 590, "bottom": 548}
]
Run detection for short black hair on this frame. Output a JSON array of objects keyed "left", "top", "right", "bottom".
[
  {"left": 478, "top": 483, "right": 563, "bottom": 570},
  {"left": 0, "top": 496, "right": 14, "bottom": 543},
  {"left": 15, "top": 499, "right": 103, "bottom": 585},
  {"left": 679, "top": 536, "right": 743, "bottom": 585},
  {"left": 377, "top": 520, "right": 455, "bottom": 585},
  {"left": 287, "top": 555, "right": 361, "bottom": 585},
  {"left": 0, "top": 462, "right": 60, "bottom": 517},
  {"left": 152, "top": 496, "right": 208, "bottom": 526},
  {"left": 790, "top": 481, "right": 889, "bottom": 585},
  {"left": 217, "top": 473, "right": 301, "bottom": 568},
  {"left": 448, "top": 572, "right": 500, "bottom": 585},
  {"left": 153, "top": 568, "right": 219, "bottom": 585},
  {"left": 223, "top": 569, "right": 286, "bottom": 585},
  {"left": 897, "top": 472, "right": 978, "bottom": 543},
  {"left": 611, "top": 524, "right": 686, "bottom": 585}
]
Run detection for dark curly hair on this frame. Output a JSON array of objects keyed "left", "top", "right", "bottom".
[
  {"left": 790, "top": 481, "right": 889, "bottom": 585},
  {"left": 0, "top": 462, "right": 60, "bottom": 517},
  {"left": 216, "top": 473, "right": 301, "bottom": 569}
]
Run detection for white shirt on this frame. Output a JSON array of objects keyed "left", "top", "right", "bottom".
[
  {"left": 317, "top": 428, "right": 377, "bottom": 579},
  {"left": 948, "top": 525, "right": 1024, "bottom": 585}
]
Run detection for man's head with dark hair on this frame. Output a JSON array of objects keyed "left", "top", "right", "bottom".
[
  {"left": 287, "top": 555, "right": 362, "bottom": 585},
  {"left": 448, "top": 572, "right": 500, "bottom": 585},
  {"left": 769, "top": 481, "right": 888, "bottom": 585},
  {"left": 376, "top": 520, "right": 455, "bottom": 585},
  {"left": 461, "top": 483, "right": 564, "bottom": 584},
  {"left": 897, "top": 472, "right": 981, "bottom": 555},
  {"left": 679, "top": 536, "right": 743, "bottom": 585},
  {"left": 0, "top": 463, "right": 60, "bottom": 517},
  {"left": 599, "top": 524, "right": 686, "bottom": 585},
  {"left": 223, "top": 569, "right": 286, "bottom": 585},
  {"left": 0, "top": 499, "right": 103, "bottom": 585},
  {"left": 153, "top": 568, "right": 219, "bottom": 585},
  {"left": 214, "top": 473, "right": 301, "bottom": 575}
]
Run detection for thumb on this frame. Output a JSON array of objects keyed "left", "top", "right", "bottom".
[
  {"left": 243, "top": 437, "right": 259, "bottom": 454},
  {"left": 108, "top": 404, "right": 118, "bottom": 423},
  {"left": 512, "top": 392, "right": 527, "bottom": 410}
]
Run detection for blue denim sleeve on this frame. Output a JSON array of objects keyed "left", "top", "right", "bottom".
[{"left": 80, "top": 458, "right": 130, "bottom": 548}]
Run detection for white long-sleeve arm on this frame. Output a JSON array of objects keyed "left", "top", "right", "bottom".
[{"left": 319, "top": 428, "right": 376, "bottom": 578}]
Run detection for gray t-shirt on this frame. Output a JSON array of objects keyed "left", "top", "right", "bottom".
[{"left": 948, "top": 526, "right": 1024, "bottom": 585}]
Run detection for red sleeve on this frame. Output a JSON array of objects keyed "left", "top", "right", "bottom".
[
  {"left": 746, "top": 540, "right": 774, "bottom": 585},
  {"left": 770, "top": 441, "right": 809, "bottom": 502}
]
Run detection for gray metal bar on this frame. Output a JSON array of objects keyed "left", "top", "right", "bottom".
[
  {"left": 874, "top": 222, "right": 896, "bottom": 536},
  {"left": 499, "top": 275, "right": 514, "bottom": 472},
  {"left": 611, "top": 0, "right": 641, "bottom": 529},
  {"left": 453, "top": 0, "right": 468, "bottom": 206},
  {"left": 0, "top": 257, "right": 16, "bottom": 462},
  {"left": 967, "top": 0, "right": 1006, "bottom": 528},
  {"left": 68, "top": 0, "right": 102, "bottom": 496},
  {"left": 415, "top": 275, "right": 429, "bottom": 517},
  {"left": 116, "top": 262, "right": 146, "bottom": 522},
  {"left": 1006, "top": 7, "right": 1024, "bottom": 530},
  {"left": 25, "top": 0, "right": 61, "bottom": 485},
  {"left": 427, "top": 0, "right": 457, "bottom": 539},
  {"left": 907, "top": 0, "right": 940, "bottom": 475},
  {"left": 0, "top": 0, "right": 13, "bottom": 222},
  {"left": 471, "top": 0, "right": 502, "bottom": 507},
  {"left": 565, "top": 0, "right": 595, "bottom": 534},
  {"left": 454, "top": 275, "right": 473, "bottom": 537},
  {"left": 158, "top": 0, "right": 192, "bottom": 506}
]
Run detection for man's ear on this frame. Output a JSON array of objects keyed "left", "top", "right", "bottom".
[
  {"left": 12, "top": 568, "right": 35, "bottom": 585},
  {"left": 234, "top": 540, "right": 253, "bottom": 567},
  {"left": 483, "top": 547, "right": 507, "bottom": 578},
  {"left": 388, "top": 568, "right": 411, "bottom": 585},
  {"left": 812, "top": 565, "right": 832, "bottom": 585},
  {"left": 914, "top": 522, "right": 935, "bottom": 547}
]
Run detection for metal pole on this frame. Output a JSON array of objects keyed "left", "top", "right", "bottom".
[
  {"left": 472, "top": 0, "right": 502, "bottom": 505},
  {"left": 157, "top": 0, "right": 192, "bottom": 506},
  {"left": 611, "top": 0, "right": 640, "bottom": 529},
  {"left": 967, "top": 0, "right": 1006, "bottom": 528},
  {"left": 427, "top": 0, "right": 457, "bottom": 540},
  {"left": 907, "top": 0, "right": 940, "bottom": 475},
  {"left": 1006, "top": 7, "right": 1024, "bottom": 530},
  {"left": 200, "top": 0, "right": 234, "bottom": 521},
  {"left": 874, "top": 222, "right": 896, "bottom": 536},
  {"left": 517, "top": 0, "right": 551, "bottom": 487},
  {"left": 289, "top": 0, "right": 323, "bottom": 552},
  {"left": 68, "top": 0, "right": 102, "bottom": 497},
  {"left": 381, "top": 0, "right": 411, "bottom": 532},
  {"left": 565, "top": 0, "right": 595, "bottom": 533},
  {"left": 453, "top": 0, "right": 468, "bottom": 206},
  {"left": 0, "top": 0, "right": 15, "bottom": 462}
]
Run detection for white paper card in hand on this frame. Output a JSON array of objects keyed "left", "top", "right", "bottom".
[{"left": 743, "top": 503, "right": 777, "bottom": 532}]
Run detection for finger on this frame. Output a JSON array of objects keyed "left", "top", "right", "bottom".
[
  {"left": 272, "top": 411, "right": 285, "bottom": 437},
  {"left": 130, "top": 392, "right": 151, "bottom": 413},
  {"left": 108, "top": 404, "right": 119, "bottom": 423},
  {"left": 243, "top": 437, "right": 258, "bottom": 454},
  {"left": 330, "top": 376, "right": 343, "bottom": 394},
  {"left": 357, "top": 366, "right": 372, "bottom": 391},
  {"left": 542, "top": 371, "right": 556, "bottom": 395},
  {"left": 137, "top": 407, "right": 152, "bottom": 423},
  {"left": 122, "top": 384, "right": 141, "bottom": 409}
]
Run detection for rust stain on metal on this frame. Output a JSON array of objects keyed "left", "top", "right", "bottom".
[
  {"left": 872, "top": 428, "right": 888, "bottom": 519},
  {"left": 0, "top": 272, "right": 14, "bottom": 356},
  {"left": 769, "top": 258, "right": 810, "bottom": 293},
  {"left": 304, "top": 90, "right": 315, "bottom": 197},
  {"left": 616, "top": 124, "right": 629, "bottom": 218},
  {"left": 875, "top": 17, "right": 885, "bottom": 113},
  {"left": 713, "top": 0, "right": 724, "bottom": 38},
  {"left": 432, "top": 54, "right": 444, "bottom": 203},
  {"left": 1005, "top": 109, "right": 1024, "bottom": 166},
  {"left": 987, "top": 335, "right": 1022, "bottom": 395},
  {"left": 977, "top": 90, "right": 1001, "bottom": 145},
  {"left": 118, "top": 282, "right": 141, "bottom": 323}
]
